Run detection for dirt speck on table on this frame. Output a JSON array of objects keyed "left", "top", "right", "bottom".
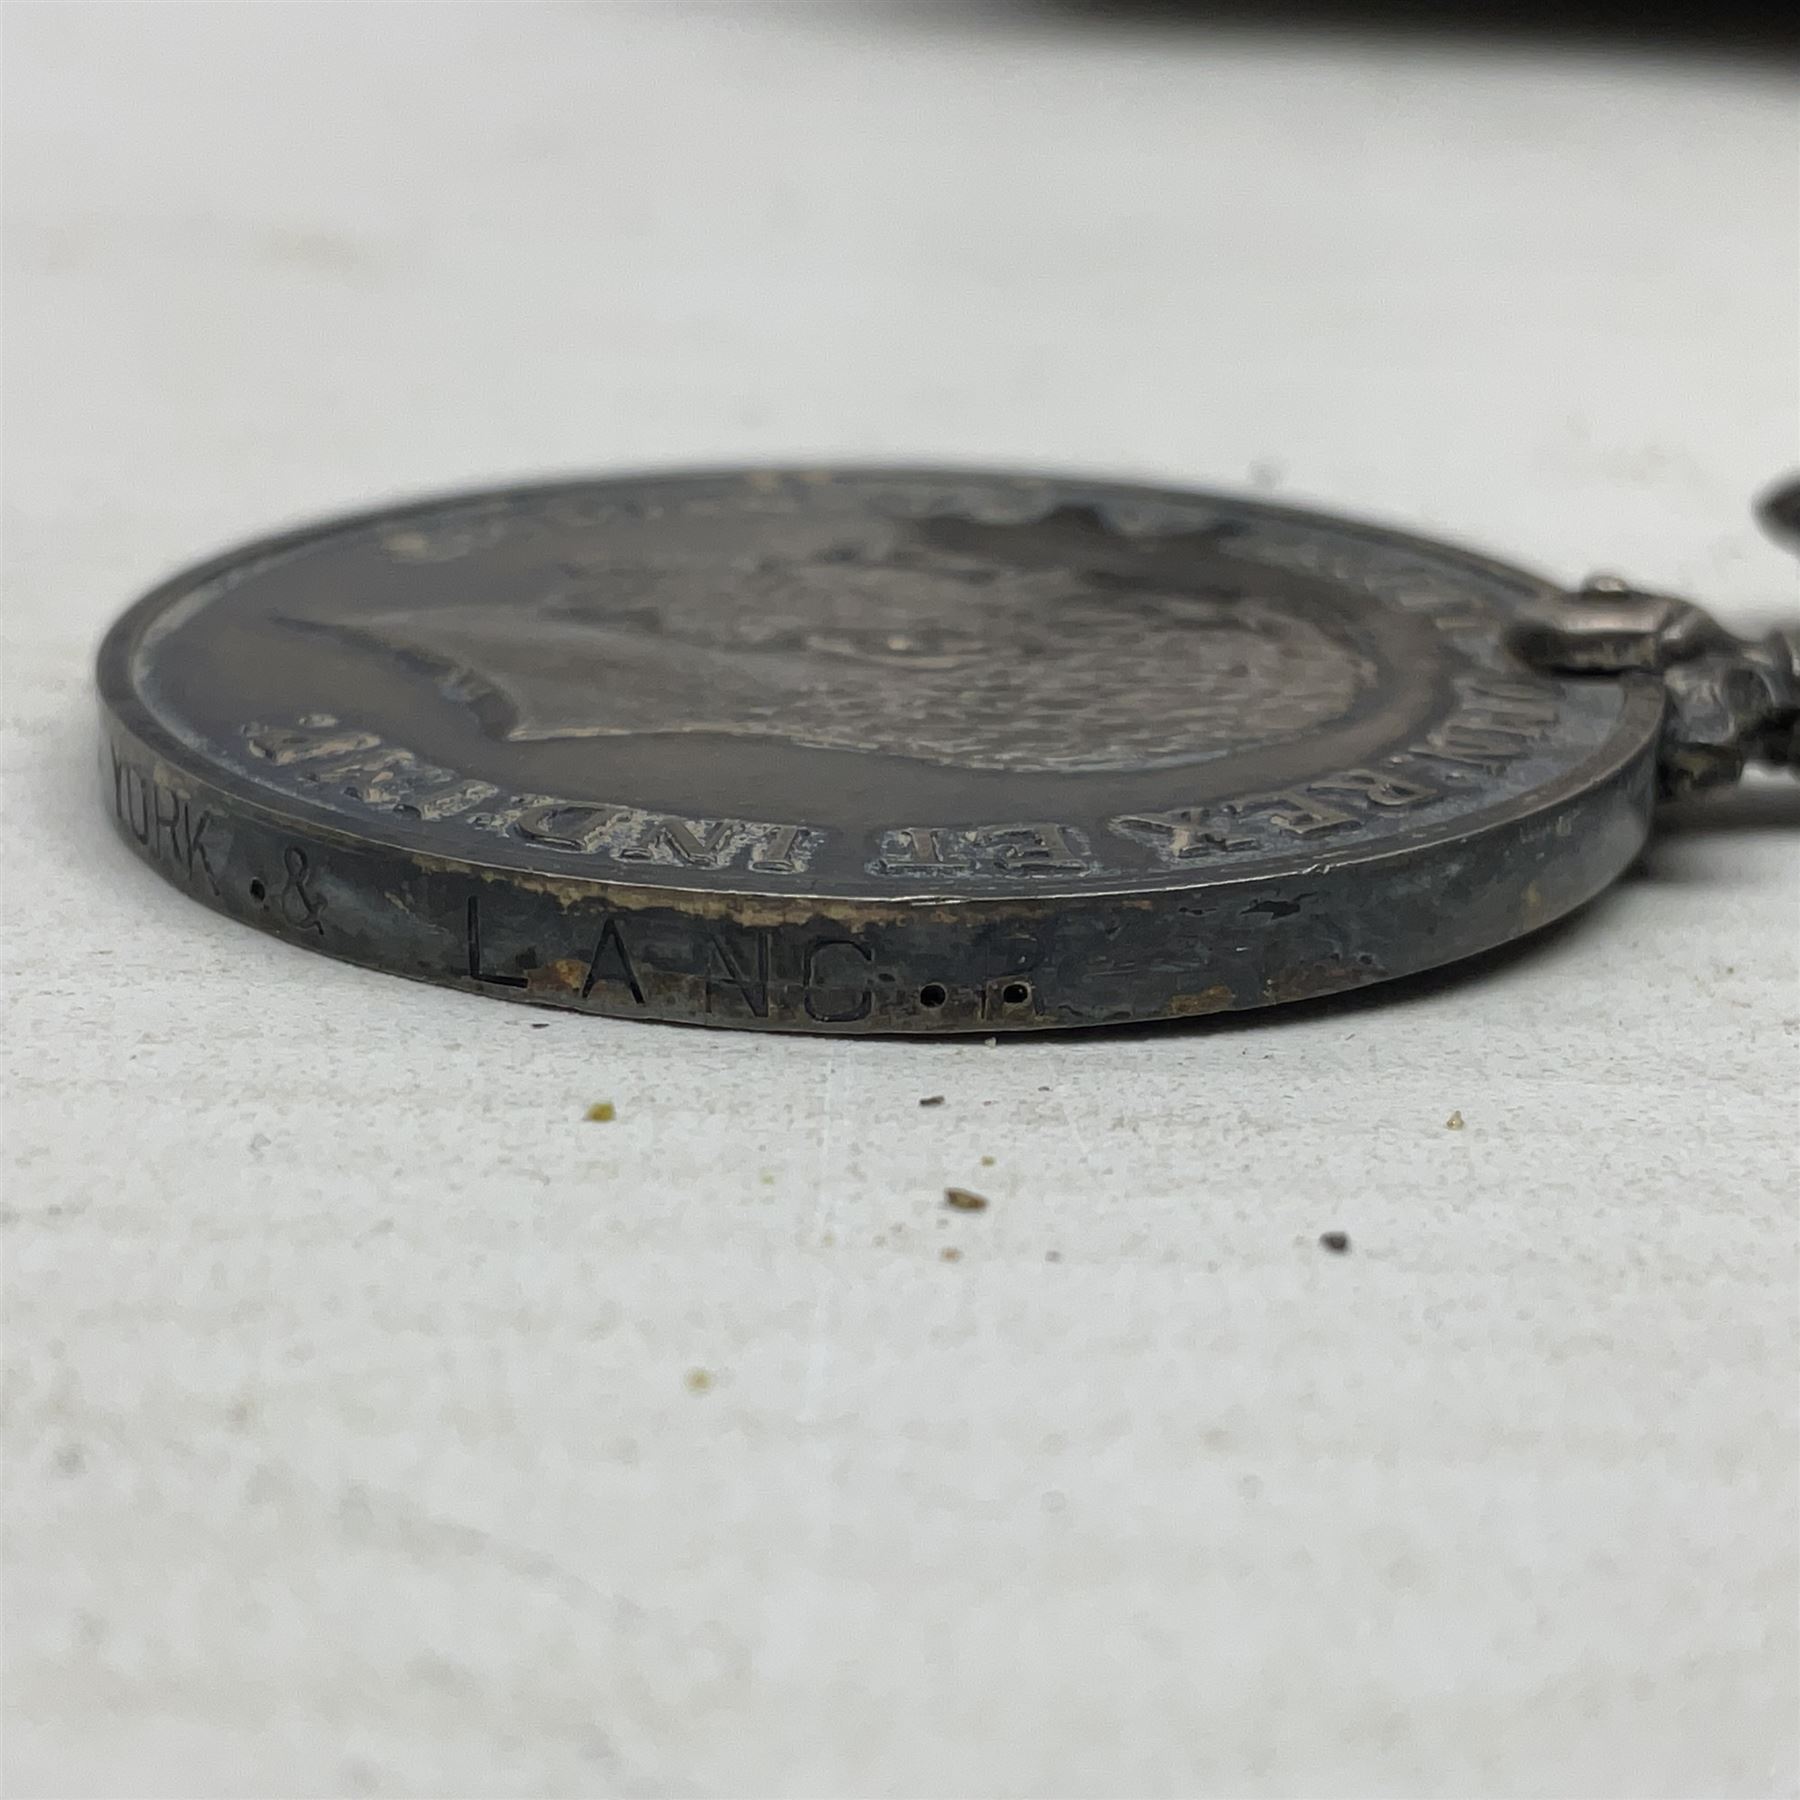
[
  {"left": 1445, "top": 1109, "right": 1465, "bottom": 1130},
  {"left": 1318, "top": 1230, "right": 1351, "bottom": 1254},
  {"left": 945, "top": 1187, "right": 989, "bottom": 1212},
  {"left": 940, "top": 1247, "right": 963, "bottom": 1262},
  {"left": 685, "top": 1368, "right": 714, "bottom": 1393},
  {"left": 918, "top": 1094, "right": 945, "bottom": 1108},
  {"left": 980, "top": 1154, "right": 996, "bottom": 1167},
  {"left": 585, "top": 1101, "right": 616, "bottom": 1123}
]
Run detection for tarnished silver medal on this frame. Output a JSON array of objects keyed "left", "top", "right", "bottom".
[{"left": 97, "top": 468, "right": 1798, "bottom": 1031}]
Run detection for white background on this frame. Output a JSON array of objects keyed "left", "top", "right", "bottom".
[{"left": 3, "top": 3, "right": 1796, "bottom": 1795}]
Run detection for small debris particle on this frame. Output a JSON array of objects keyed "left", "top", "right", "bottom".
[
  {"left": 940, "top": 1247, "right": 963, "bottom": 1262},
  {"left": 821, "top": 1231, "right": 835, "bottom": 1247},
  {"left": 685, "top": 1368, "right": 713, "bottom": 1394},
  {"left": 980, "top": 1154, "right": 996, "bottom": 1167},
  {"left": 945, "top": 1187, "right": 989, "bottom": 1212},
  {"left": 1045, "top": 1250, "right": 1063, "bottom": 1263},
  {"left": 1318, "top": 1231, "right": 1351, "bottom": 1254},
  {"left": 760, "top": 1171, "right": 774, "bottom": 1186},
  {"left": 983, "top": 1036, "right": 998, "bottom": 1048},
  {"left": 585, "top": 1102, "right": 616, "bottom": 1123},
  {"left": 1445, "top": 1110, "right": 1465, "bottom": 1130},
  {"left": 918, "top": 1094, "right": 945, "bottom": 1108},
  {"left": 530, "top": 1022, "right": 551, "bottom": 1030}
]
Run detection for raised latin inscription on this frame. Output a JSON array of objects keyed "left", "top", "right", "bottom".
[
  {"left": 1409, "top": 677, "right": 1558, "bottom": 771},
  {"left": 1111, "top": 677, "right": 1554, "bottom": 866},
  {"left": 1111, "top": 808, "right": 1258, "bottom": 859},
  {"left": 513, "top": 805, "right": 817, "bottom": 874},
  {"left": 246, "top": 671, "right": 1562, "bottom": 889},
  {"left": 1113, "top": 764, "right": 1439, "bottom": 861},
  {"left": 1305, "top": 767, "right": 1440, "bottom": 807},
  {"left": 1224, "top": 789, "right": 1359, "bottom": 837},
  {"left": 876, "top": 822, "right": 1090, "bottom": 878},
  {"left": 247, "top": 717, "right": 500, "bottom": 822},
  {"left": 243, "top": 716, "right": 821, "bottom": 875}
]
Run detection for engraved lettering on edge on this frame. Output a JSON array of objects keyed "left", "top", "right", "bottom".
[
  {"left": 580, "top": 917, "right": 645, "bottom": 1005},
  {"left": 704, "top": 932, "right": 770, "bottom": 1017},
  {"left": 109, "top": 747, "right": 221, "bottom": 892},
  {"left": 803, "top": 939, "right": 874, "bottom": 1023},
  {"left": 465, "top": 894, "right": 526, "bottom": 986},
  {"left": 278, "top": 846, "right": 326, "bottom": 934}
]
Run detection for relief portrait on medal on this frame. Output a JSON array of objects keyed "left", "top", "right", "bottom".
[{"left": 294, "top": 520, "right": 1376, "bottom": 776}]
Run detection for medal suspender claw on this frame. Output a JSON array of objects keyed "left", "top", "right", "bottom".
[{"left": 1509, "top": 475, "right": 1800, "bottom": 800}]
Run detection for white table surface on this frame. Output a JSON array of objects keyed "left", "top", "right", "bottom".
[{"left": 3, "top": 4, "right": 1796, "bottom": 1796}]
